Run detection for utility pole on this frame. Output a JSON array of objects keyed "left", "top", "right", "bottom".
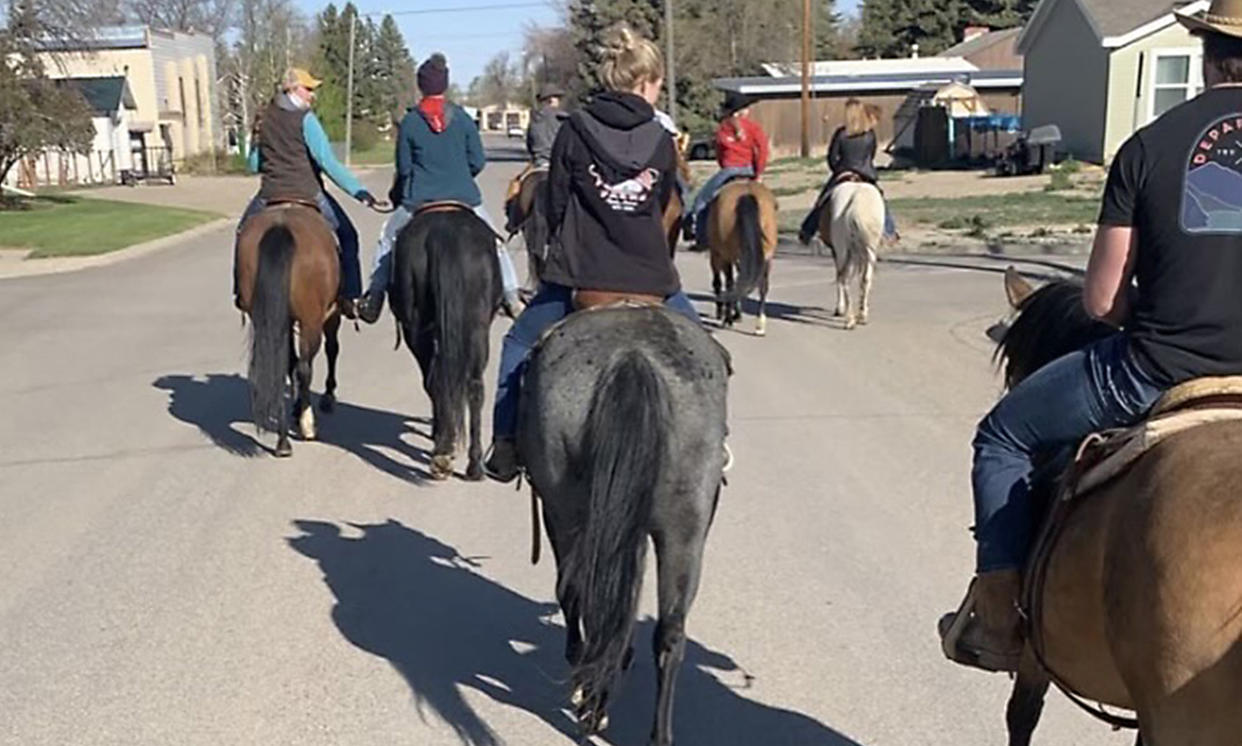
[
  {"left": 665, "top": 0, "right": 677, "bottom": 125},
  {"left": 800, "top": 0, "right": 811, "bottom": 158},
  {"left": 345, "top": 11, "right": 357, "bottom": 166}
]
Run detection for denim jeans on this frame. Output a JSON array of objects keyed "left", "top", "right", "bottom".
[
  {"left": 236, "top": 191, "right": 361, "bottom": 298},
  {"left": 364, "top": 204, "right": 519, "bottom": 303},
  {"left": 690, "top": 166, "right": 754, "bottom": 244},
  {"left": 972, "top": 334, "right": 1164, "bottom": 572},
  {"left": 491, "top": 283, "right": 700, "bottom": 440}
]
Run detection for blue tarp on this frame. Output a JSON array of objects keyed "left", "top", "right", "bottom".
[{"left": 958, "top": 114, "right": 1023, "bottom": 133}]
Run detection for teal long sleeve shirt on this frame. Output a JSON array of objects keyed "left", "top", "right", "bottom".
[{"left": 247, "top": 110, "right": 366, "bottom": 199}]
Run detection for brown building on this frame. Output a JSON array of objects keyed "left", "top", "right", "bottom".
[
  {"left": 714, "top": 57, "right": 1023, "bottom": 158},
  {"left": 939, "top": 27, "right": 1024, "bottom": 71}
]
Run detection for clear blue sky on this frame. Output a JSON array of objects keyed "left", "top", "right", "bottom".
[
  {"left": 299, "top": 0, "right": 562, "bottom": 88},
  {"left": 297, "top": 0, "right": 862, "bottom": 87}
]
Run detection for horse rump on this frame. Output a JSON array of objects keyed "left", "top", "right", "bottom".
[
  {"left": 564, "top": 349, "right": 669, "bottom": 720},
  {"left": 728, "top": 193, "right": 765, "bottom": 301},
  {"left": 248, "top": 224, "right": 294, "bottom": 435}
]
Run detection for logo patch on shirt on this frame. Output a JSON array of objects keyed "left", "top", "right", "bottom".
[
  {"left": 1183, "top": 114, "right": 1242, "bottom": 233},
  {"left": 589, "top": 164, "right": 661, "bottom": 213}
]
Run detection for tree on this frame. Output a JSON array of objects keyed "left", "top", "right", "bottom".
[
  {"left": 0, "top": 3, "right": 95, "bottom": 187},
  {"left": 959, "top": 0, "right": 1038, "bottom": 29},
  {"left": 568, "top": 0, "right": 661, "bottom": 98},
  {"left": 372, "top": 15, "right": 416, "bottom": 122},
  {"left": 474, "top": 51, "right": 521, "bottom": 108},
  {"left": 223, "top": 0, "right": 308, "bottom": 150},
  {"left": 856, "top": 0, "right": 964, "bottom": 58},
  {"left": 127, "top": 0, "right": 236, "bottom": 43}
]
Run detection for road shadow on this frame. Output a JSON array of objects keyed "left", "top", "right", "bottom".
[
  {"left": 685, "top": 292, "right": 839, "bottom": 331},
  {"left": 152, "top": 373, "right": 434, "bottom": 482},
  {"left": 881, "top": 253, "right": 1084, "bottom": 281},
  {"left": 287, "top": 519, "right": 865, "bottom": 746}
]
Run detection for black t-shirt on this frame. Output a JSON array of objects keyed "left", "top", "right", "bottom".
[{"left": 1100, "top": 87, "right": 1242, "bottom": 386}]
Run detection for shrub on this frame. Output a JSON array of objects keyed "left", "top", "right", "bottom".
[{"left": 1045, "top": 169, "right": 1074, "bottom": 192}]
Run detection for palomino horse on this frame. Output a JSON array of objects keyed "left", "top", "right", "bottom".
[
  {"left": 985, "top": 268, "right": 1242, "bottom": 746},
  {"left": 506, "top": 168, "right": 551, "bottom": 289},
  {"left": 705, "top": 179, "right": 779, "bottom": 335},
  {"left": 235, "top": 204, "right": 342, "bottom": 458},
  {"left": 519, "top": 304, "right": 730, "bottom": 745},
  {"left": 390, "top": 204, "right": 501, "bottom": 480},
  {"left": 818, "top": 180, "right": 885, "bottom": 330}
]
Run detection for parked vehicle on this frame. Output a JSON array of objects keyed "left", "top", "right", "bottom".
[
  {"left": 687, "top": 136, "right": 716, "bottom": 162},
  {"left": 507, "top": 125, "right": 525, "bottom": 139}
]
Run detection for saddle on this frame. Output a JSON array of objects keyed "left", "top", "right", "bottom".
[
  {"left": 572, "top": 290, "right": 662, "bottom": 311},
  {"left": 267, "top": 197, "right": 321, "bottom": 211},
  {"left": 1019, "top": 375, "right": 1242, "bottom": 727},
  {"left": 415, "top": 200, "right": 474, "bottom": 216}
]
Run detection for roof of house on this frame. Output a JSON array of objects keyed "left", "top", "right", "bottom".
[
  {"left": 761, "top": 57, "right": 979, "bottom": 79},
  {"left": 714, "top": 68, "right": 1023, "bottom": 97},
  {"left": 939, "top": 27, "right": 1022, "bottom": 59},
  {"left": 59, "top": 77, "right": 138, "bottom": 114},
  {"left": 1018, "top": 0, "right": 1209, "bottom": 52}
]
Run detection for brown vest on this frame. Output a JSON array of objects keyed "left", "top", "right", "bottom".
[{"left": 257, "top": 99, "right": 322, "bottom": 202}]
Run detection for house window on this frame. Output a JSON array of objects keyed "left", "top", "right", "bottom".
[{"left": 1151, "top": 49, "right": 1204, "bottom": 120}]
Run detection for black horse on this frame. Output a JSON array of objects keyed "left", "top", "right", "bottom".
[
  {"left": 518, "top": 305, "right": 731, "bottom": 745},
  {"left": 391, "top": 207, "right": 501, "bottom": 480}
]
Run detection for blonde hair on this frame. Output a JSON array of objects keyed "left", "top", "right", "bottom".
[
  {"left": 599, "top": 24, "right": 664, "bottom": 93},
  {"left": 844, "top": 98, "right": 872, "bottom": 136}
]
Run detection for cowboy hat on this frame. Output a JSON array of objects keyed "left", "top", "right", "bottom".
[
  {"left": 537, "top": 84, "right": 565, "bottom": 101},
  {"left": 1178, "top": 0, "right": 1242, "bottom": 39},
  {"left": 720, "top": 90, "right": 756, "bottom": 118}
]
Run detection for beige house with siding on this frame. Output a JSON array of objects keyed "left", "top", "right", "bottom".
[
  {"left": 38, "top": 26, "right": 220, "bottom": 168},
  {"left": 1018, "top": 0, "right": 1210, "bottom": 162}
]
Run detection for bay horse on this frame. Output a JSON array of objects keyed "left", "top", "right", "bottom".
[
  {"left": 984, "top": 268, "right": 1242, "bottom": 746},
  {"left": 662, "top": 140, "right": 693, "bottom": 257},
  {"left": 390, "top": 204, "right": 501, "bottom": 481},
  {"left": 819, "top": 180, "right": 885, "bottom": 330},
  {"left": 505, "top": 168, "right": 551, "bottom": 290},
  {"left": 705, "top": 179, "right": 779, "bottom": 335},
  {"left": 235, "top": 203, "right": 342, "bottom": 458},
  {"left": 519, "top": 304, "right": 730, "bottom": 745}
]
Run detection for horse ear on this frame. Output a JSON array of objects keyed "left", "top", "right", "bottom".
[{"left": 1004, "top": 266, "right": 1035, "bottom": 309}]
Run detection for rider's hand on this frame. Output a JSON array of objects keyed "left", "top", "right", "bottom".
[{"left": 357, "top": 190, "right": 378, "bottom": 208}]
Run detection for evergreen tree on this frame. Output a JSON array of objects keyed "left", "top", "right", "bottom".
[
  {"left": 959, "top": 0, "right": 1038, "bottom": 29},
  {"left": 857, "top": 0, "right": 964, "bottom": 58},
  {"left": 373, "top": 15, "right": 416, "bottom": 122},
  {"left": 569, "top": 0, "right": 662, "bottom": 98}
]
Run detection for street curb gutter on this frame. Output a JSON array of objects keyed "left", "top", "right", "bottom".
[{"left": 0, "top": 217, "right": 231, "bottom": 281}]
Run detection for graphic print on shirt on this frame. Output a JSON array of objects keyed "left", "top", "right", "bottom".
[
  {"left": 589, "top": 164, "right": 661, "bottom": 213},
  {"left": 1183, "top": 113, "right": 1242, "bottom": 233}
]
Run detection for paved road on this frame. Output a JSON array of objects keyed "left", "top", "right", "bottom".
[{"left": 0, "top": 137, "right": 1124, "bottom": 746}]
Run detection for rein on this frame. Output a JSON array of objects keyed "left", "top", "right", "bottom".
[{"left": 1022, "top": 434, "right": 1140, "bottom": 732}]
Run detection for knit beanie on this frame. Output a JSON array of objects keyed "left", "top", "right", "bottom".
[{"left": 418, "top": 53, "right": 449, "bottom": 96}]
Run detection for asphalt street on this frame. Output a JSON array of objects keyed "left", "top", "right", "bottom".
[{"left": 0, "top": 137, "right": 1124, "bottom": 745}]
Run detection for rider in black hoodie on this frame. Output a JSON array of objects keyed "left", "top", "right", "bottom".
[{"left": 485, "top": 25, "right": 698, "bottom": 482}]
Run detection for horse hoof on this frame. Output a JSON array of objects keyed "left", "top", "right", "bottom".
[
  {"left": 299, "top": 408, "right": 317, "bottom": 441},
  {"left": 755, "top": 317, "right": 767, "bottom": 336},
  {"left": 465, "top": 461, "right": 484, "bottom": 482},
  {"left": 319, "top": 394, "right": 335, "bottom": 414},
  {"left": 844, "top": 317, "right": 858, "bottom": 331},
  {"left": 571, "top": 687, "right": 585, "bottom": 708},
  {"left": 274, "top": 439, "right": 293, "bottom": 458},
  {"left": 430, "top": 455, "right": 454, "bottom": 481},
  {"left": 859, "top": 314, "right": 870, "bottom": 326}
]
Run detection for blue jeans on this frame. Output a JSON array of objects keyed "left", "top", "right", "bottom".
[
  {"left": 364, "top": 204, "right": 520, "bottom": 302},
  {"left": 972, "top": 334, "right": 1164, "bottom": 572},
  {"left": 492, "top": 283, "right": 700, "bottom": 440},
  {"left": 236, "top": 191, "right": 362, "bottom": 298},
  {"left": 690, "top": 166, "right": 754, "bottom": 244}
]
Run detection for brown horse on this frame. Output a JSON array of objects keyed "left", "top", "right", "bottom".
[
  {"left": 506, "top": 168, "right": 551, "bottom": 290},
  {"left": 706, "top": 179, "right": 779, "bottom": 335},
  {"left": 985, "top": 269, "right": 1242, "bottom": 746},
  {"left": 235, "top": 204, "right": 341, "bottom": 458}
]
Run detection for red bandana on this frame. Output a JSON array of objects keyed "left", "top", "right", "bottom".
[{"left": 418, "top": 95, "right": 447, "bottom": 133}]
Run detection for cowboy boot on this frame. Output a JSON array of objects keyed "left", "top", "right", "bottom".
[
  {"left": 938, "top": 569, "right": 1022, "bottom": 673},
  {"left": 484, "top": 437, "right": 520, "bottom": 483}
]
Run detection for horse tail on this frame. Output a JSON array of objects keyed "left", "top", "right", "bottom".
[
  {"left": 248, "top": 224, "right": 294, "bottom": 434},
  {"left": 840, "top": 184, "right": 885, "bottom": 278},
  {"left": 567, "top": 349, "right": 668, "bottom": 715},
  {"left": 427, "top": 221, "right": 471, "bottom": 447},
  {"left": 729, "top": 193, "right": 765, "bottom": 301}
]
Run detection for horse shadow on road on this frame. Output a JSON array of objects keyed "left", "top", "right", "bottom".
[
  {"left": 152, "top": 373, "right": 435, "bottom": 482},
  {"left": 287, "top": 519, "right": 865, "bottom": 746},
  {"left": 685, "top": 292, "right": 840, "bottom": 331}
]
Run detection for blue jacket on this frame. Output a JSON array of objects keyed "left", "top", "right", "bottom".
[
  {"left": 395, "top": 102, "right": 486, "bottom": 209},
  {"left": 247, "top": 95, "right": 367, "bottom": 199}
]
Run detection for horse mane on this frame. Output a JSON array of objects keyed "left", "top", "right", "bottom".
[{"left": 996, "top": 280, "right": 1115, "bottom": 390}]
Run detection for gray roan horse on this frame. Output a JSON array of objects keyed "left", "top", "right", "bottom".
[
  {"left": 390, "top": 206, "right": 501, "bottom": 480},
  {"left": 519, "top": 304, "right": 730, "bottom": 745}
]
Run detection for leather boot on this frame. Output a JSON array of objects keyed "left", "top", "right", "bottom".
[{"left": 938, "top": 569, "right": 1023, "bottom": 673}]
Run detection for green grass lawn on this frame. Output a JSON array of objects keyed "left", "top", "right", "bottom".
[
  {"left": 0, "top": 197, "right": 220, "bottom": 258},
  {"left": 351, "top": 140, "right": 395, "bottom": 167},
  {"left": 888, "top": 191, "right": 1102, "bottom": 230}
]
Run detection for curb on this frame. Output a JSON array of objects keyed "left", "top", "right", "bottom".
[{"left": 0, "top": 217, "right": 231, "bottom": 281}]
